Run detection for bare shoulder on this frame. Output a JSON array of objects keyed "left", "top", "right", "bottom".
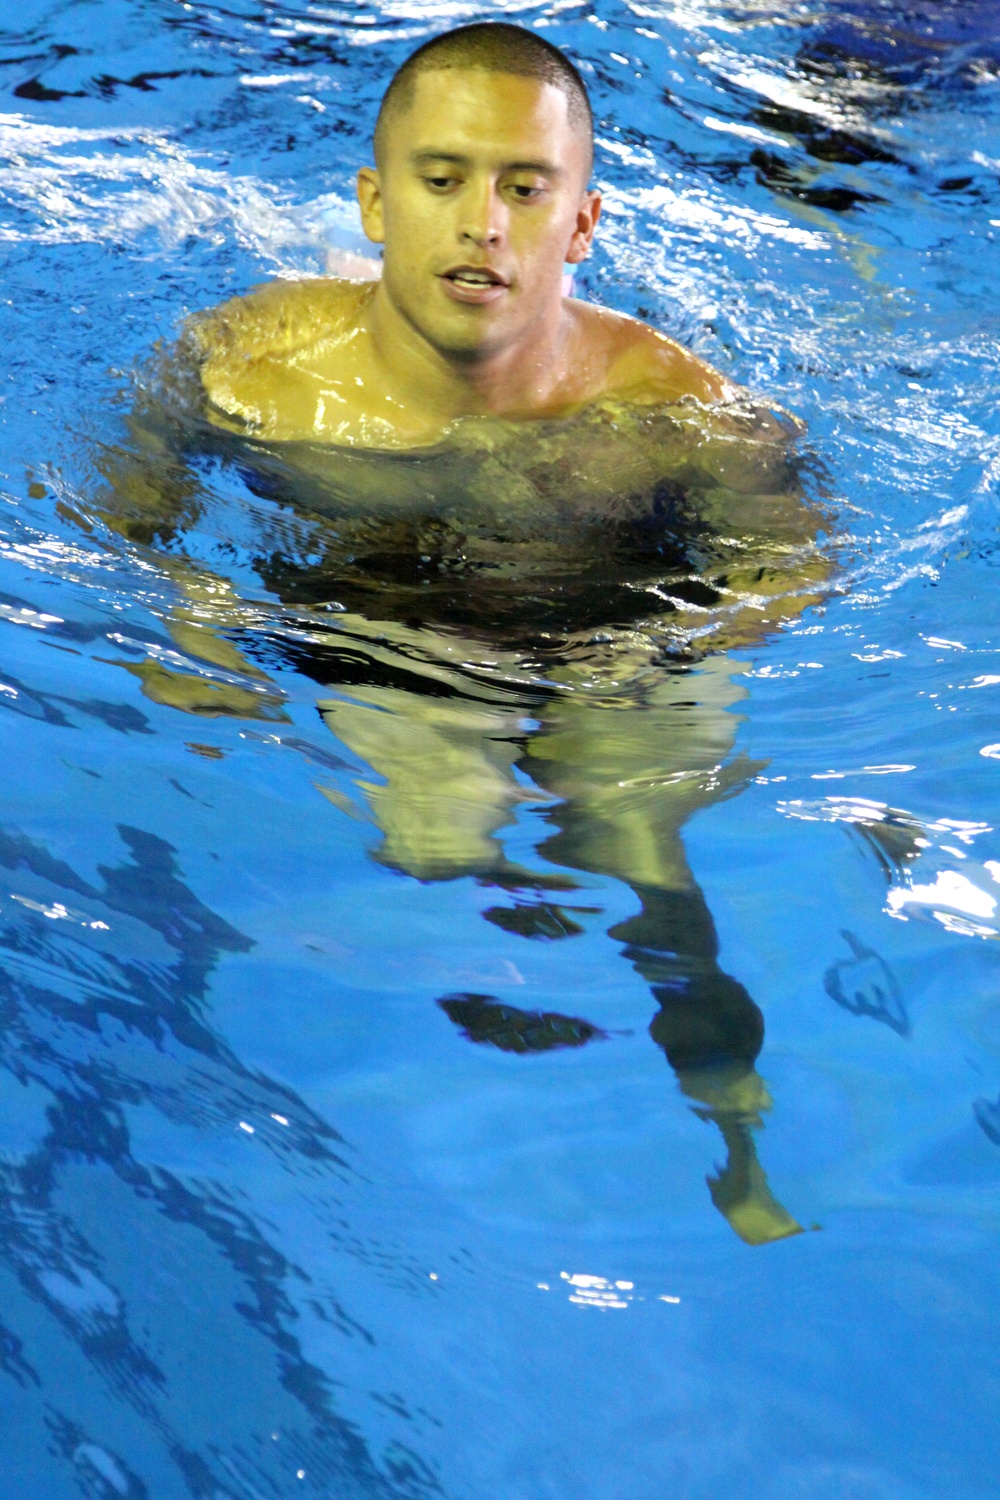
[
  {"left": 569, "top": 300, "right": 736, "bottom": 407},
  {"left": 568, "top": 300, "right": 803, "bottom": 446},
  {"left": 185, "top": 276, "right": 369, "bottom": 366}
]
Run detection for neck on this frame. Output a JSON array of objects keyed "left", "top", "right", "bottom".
[{"left": 365, "top": 278, "right": 570, "bottom": 422}]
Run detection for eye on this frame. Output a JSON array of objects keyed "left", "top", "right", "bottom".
[
  {"left": 423, "top": 174, "right": 459, "bottom": 192},
  {"left": 506, "top": 181, "right": 547, "bottom": 202}
]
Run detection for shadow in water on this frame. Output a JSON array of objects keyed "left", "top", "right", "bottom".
[
  {"left": 974, "top": 1094, "right": 1000, "bottom": 1146},
  {"left": 824, "top": 929, "right": 908, "bottom": 1036},
  {"left": 438, "top": 993, "right": 608, "bottom": 1054}
]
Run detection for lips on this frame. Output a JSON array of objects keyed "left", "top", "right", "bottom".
[{"left": 439, "top": 264, "right": 510, "bottom": 306}]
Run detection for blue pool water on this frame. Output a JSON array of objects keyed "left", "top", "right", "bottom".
[{"left": 2, "top": 2, "right": 1000, "bottom": 1496}]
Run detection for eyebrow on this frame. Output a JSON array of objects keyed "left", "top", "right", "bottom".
[{"left": 410, "top": 149, "right": 563, "bottom": 176}]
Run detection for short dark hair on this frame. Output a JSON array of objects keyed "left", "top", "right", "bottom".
[{"left": 374, "top": 23, "right": 593, "bottom": 174}]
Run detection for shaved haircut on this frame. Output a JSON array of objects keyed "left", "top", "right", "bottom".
[{"left": 374, "top": 23, "right": 594, "bottom": 175}]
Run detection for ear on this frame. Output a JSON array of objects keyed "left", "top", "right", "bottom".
[
  {"left": 565, "top": 189, "right": 601, "bottom": 266},
  {"left": 357, "top": 167, "right": 385, "bottom": 245}
]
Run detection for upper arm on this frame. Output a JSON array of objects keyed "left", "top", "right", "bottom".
[
  {"left": 181, "top": 278, "right": 343, "bottom": 431},
  {"left": 613, "top": 322, "right": 805, "bottom": 451},
  {"left": 618, "top": 324, "right": 808, "bottom": 497},
  {"left": 601, "top": 315, "right": 736, "bottom": 408},
  {"left": 184, "top": 278, "right": 326, "bottom": 368},
  {"left": 643, "top": 327, "right": 732, "bottom": 403}
]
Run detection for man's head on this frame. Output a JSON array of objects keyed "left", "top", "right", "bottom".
[
  {"left": 358, "top": 24, "right": 600, "bottom": 368},
  {"left": 374, "top": 24, "right": 594, "bottom": 178}
]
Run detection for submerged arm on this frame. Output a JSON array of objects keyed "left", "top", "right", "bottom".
[{"left": 637, "top": 392, "right": 836, "bottom": 655}]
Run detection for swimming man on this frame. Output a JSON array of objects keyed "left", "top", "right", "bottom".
[
  {"left": 106, "top": 24, "right": 820, "bottom": 1246},
  {"left": 192, "top": 22, "right": 743, "bottom": 448}
]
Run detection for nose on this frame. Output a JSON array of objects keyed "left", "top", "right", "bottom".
[
  {"left": 457, "top": 179, "right": 505, "bottom": 249},
  {"left": 461, "top": 223, "right": 500, "bottom": 248}
]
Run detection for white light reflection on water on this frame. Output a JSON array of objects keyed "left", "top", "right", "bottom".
[
  {"left": 555, "top": 1271, "right": 682, "bottom": 1310},
  {"left": 782, "top": 797, "right": 1000, "bottom": 936},
  {"left": 0, "top": 113, "right": 338, "bottom": 263}
]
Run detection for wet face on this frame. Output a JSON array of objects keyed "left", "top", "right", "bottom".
[{"left": 358, "top": 69, "right": 599, "bottom": 363}]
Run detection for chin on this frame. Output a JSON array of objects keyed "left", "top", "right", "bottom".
[{"left": 424, "top": 314, "right": 512, "bottom": 362}]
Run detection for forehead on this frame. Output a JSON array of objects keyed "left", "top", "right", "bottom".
[{"left": 386, "top": 68, "right": 585, "bottom": 171}]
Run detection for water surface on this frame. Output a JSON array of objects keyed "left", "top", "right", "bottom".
[{"left": 1, "top": 2, "right": 999, "bottom": 1497}]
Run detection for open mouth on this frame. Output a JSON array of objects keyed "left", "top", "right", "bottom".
[
  {"left": 439, "top": 265, "right": 510, "bottom": 304},
  {"left": 443, "top": 266, "right": 507, "bottom": 288}
]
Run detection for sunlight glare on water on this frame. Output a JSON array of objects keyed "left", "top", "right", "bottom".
[{"left": 1, "top": 2, "right": 999, "bottom": 1497}]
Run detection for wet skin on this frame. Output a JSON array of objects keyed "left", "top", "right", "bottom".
[{"left": 191, "top": 69, "right": 735, "bottom": 448}]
